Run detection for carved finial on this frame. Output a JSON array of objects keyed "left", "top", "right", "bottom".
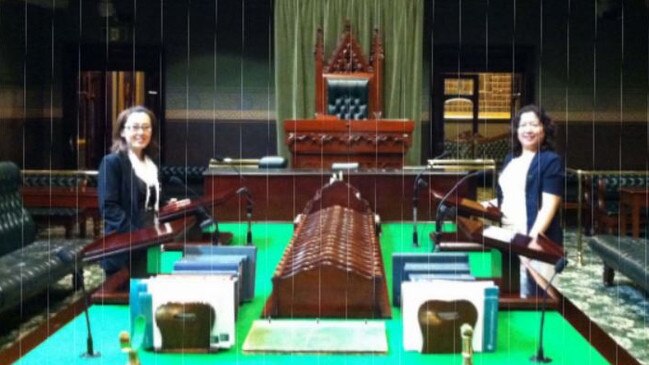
[
  {"left": 461, "top": 323, "right": 474, "bottom": 365},
  {"left": 315, "top": 27, "right": 324, "bottom": 57},
  {"left": 372, "top": 28, "right": 384, "bottom": 55},
  {"left": 344, "top": 19, "right": 351, "bottom": 33},
  {"left": 119, "top": 331, "right": 141, "bottom": 365},
  {"left": 369, "top": 27, "right": 384, "bottom": 73}
]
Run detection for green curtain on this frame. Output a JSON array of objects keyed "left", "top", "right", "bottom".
[{"left": 274, "top": 0, "right": 424, "bottom": 165}]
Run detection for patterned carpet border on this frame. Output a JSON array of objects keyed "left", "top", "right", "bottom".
[{"left": 557, "top": 230, "right": 649, "bottom": 364}]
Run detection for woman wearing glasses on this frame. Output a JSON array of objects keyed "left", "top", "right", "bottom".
[
  {"left": 98, "top": 105, "right": 162, "bottom": 276},
  {"left": 491, "top": 104, "right": 564, "bottom": 297},
  {"left": 485, "top": 105, "right": 565, "bottom": 297}
]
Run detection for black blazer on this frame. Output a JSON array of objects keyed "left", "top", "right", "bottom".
[
  {"left": 496, "top": 150, "right": 564, "bottom": 245},
  {"left": 98, "top": 152, "right": 158, "bottom": 234}
]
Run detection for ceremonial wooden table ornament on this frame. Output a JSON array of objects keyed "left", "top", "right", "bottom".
[
  {"left": 418, "top": 299, "right": 477, "bottom": 354},
  {"left": 154, "top": 302, "right": 215, "bottom": 352},
  {"left": 263, "top": 180, "right": 391, "bottom": 318}
]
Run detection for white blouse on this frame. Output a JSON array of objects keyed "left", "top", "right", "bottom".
[
  {"left": 128, "top": 150, "right": 160, "bottom": 214},
  {"left": 498, "top": 152, "right": 535, "bottom": 234}
]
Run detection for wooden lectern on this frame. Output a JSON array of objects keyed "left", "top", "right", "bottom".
[
  {"left": 82, "top": 186, "right": 249, "bottom": 303},
  {"left": 429, "top": 188, "right": 565, "bottom": 308}
]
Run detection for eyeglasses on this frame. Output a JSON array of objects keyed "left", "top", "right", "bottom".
[
  {"left": 125, "top": 124, "right": 152, "bottom": 132},
  {"left": 518, "top": 122, "right": 542, "bottom": 128}
]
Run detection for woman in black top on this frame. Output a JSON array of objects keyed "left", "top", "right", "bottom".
[{"left": 97, "top": 106, "right": 161, "bottom": 275}]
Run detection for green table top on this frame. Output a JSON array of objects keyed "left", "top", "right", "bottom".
[{"left": 19, "top": 222, "right": 608, "bottom": 364}]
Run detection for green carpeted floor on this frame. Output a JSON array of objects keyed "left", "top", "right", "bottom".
[{"left": 17, "top": 222, "right": 609, "bottom": 364}]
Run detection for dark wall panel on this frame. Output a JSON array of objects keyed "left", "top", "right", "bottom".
[
  {"left": 164, "top": 120, "right": 277, "bottom": 166},
  {"left": 0, "top": 118, "right": 72, "bottom": 169},
  {"left": 556, "top": 122, "right": 649, "bottom": 170}
]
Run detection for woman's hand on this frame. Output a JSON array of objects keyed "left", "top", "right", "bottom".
[
  {"left": 165, "top": 198, "right": 190, "bottom": 210},
  {"left": 527, "top": 236, "right": 544, "bottom": 252},
  {"left": 528, "top": 193, "right": 562, "bottom": 240},
  {"left": 480, "top": 198, "right": 498, "bottom": 209}
]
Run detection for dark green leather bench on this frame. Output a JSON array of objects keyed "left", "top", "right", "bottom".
[
  {"left": 442, "top": 133, "right": 510, "bottom": 164},
  {"left": 160, "top": 165, "right": 207, "bottom": 198},
  {"left": 0, "top": 162, "right": 91, "bottom": 314},
  {"left": 588, "top": 235, "right": 648, "bottom": 294},
  {"left": 583, "top": 173, "right": 649, "bottom": 234}
]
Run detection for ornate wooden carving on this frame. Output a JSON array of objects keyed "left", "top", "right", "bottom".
[
  {"left": 324, "top": 22, "right": 372, "bottom": 73},
  {"left": 288, "top": 21, "right": 405, "bottom": 169},
  {"left": 284, "top": 118, "right": 414, "bottom": 168},
  {"left": 262, "top": 180, "right": 391, "bottom": 318}
]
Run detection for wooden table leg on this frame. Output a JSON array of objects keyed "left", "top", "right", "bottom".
[
  {"left": 620, "top": 201, "right": 628, "bottom": 236},
  {"left": 631, "top": 202, "right": 640, "bottom": 238}
]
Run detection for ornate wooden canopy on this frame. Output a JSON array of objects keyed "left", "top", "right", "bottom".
[{"left": 284, "top": 21, "right": 413, "bottom": 169}]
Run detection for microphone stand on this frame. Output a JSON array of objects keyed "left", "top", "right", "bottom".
[
  {"left": 236, "top": 187, "right": 254, "bottom": 245},
  {"left": 197, "top": 208, "right": 220, "bottom": 245},
  {"left": 78, "top": 268, "right": 100, "bottom": 358},
  {"left": 530, "top": 257, "right": 568, "bottom": 363},
  {"left": 56, "top": 249, "right": 100, "bottom": 358},
  {"left": 433, "top": 170, "right": 483, "bottom": 250},
  {"left": 213, "top": 156, "right": 254, "bottom": 245},
  {"left": 412, "top": 170, "right": 428, "bottom": 247}
]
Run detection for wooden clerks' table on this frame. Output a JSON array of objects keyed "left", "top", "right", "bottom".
[
  {"left": 619, "top": 187, "right": 649, "bottom": 238},
  {"left": 203, "top": 168, "right": 477, "bottom": 221}
]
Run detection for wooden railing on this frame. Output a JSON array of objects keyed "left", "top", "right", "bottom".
[{"left": 21, "top": 169, "right": 100, "bottom": 238}]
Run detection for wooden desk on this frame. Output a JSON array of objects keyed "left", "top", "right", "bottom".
[
  {"left": 204, "top": 168, "right": 478, "bottom": 221},
  {"left": 284, "top": 119, "right": 414, "bottom": 168},
  {"left": 619, "top": 188, "right": 649, "bottom": 238},
  {"left": 21, "top": 186, "right": 100, "bottom": 237}
]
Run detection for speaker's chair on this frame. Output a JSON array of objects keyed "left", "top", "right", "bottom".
[
  {"left": 284, "top": 21, "right": 413, "bottom": 169},
  {"left": 315, "top": 21, "right": 383, "bottom": 120}
]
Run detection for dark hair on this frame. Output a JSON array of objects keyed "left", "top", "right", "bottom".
[
  {"left": 510, "top": 104, "right": 555, "bottom": 156},
  {"left": 110, "top": 105, "right": 159, "bottom": 158}
]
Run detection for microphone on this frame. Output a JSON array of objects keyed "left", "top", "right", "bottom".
[
  {"left": 412, "top": 169, "right": 429, "bottom": 247},
  {"left": 168, "top": 176, "right": 220, "bottom": 244},
  {"left": 211, "top": 156, "right": 255, "bottom": 245},
  {"left": 236, "top": 186, "right": 254, "bottom": 245},
  {"left": 433, "top": 169, "right": 484, "bottom": 248},
  {"left": 55, "top": 248, "right": 101, "bottom": 358},
  {"left": 412, "top": 147, "right": 450, "bottom": 247},
  {"left": 530, "top": 257, "right": 568, "bottom": 363}
]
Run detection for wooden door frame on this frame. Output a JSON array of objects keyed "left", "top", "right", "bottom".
[
  {"left": 430, "top": 45, "right": 535, "bottom": 158},
  {"left": 62, "top": 43, "right": 164, "bottom": 169}
]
